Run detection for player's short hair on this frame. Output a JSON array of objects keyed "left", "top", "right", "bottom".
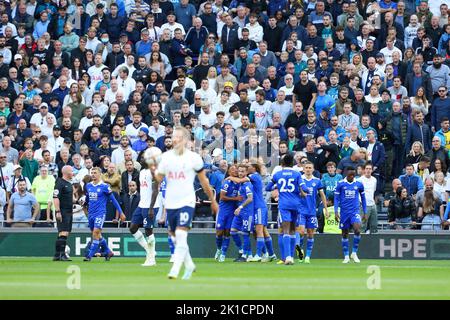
[
  {"left": 91, "top": 167, "right": 102, "bottom": 174},
  {"left": 303, "top": 160, "right": 314, "bottom": 166},
  {"left": 281, "top": 154, "right": 294, "bottom": 167}
]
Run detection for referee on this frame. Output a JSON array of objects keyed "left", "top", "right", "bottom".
[{"left": 53, "top": 165, "right": 74, "bottom": 261}]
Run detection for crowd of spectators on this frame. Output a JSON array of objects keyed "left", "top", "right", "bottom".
[{"left": 0, "top": 0, "right": 449, "bottom": 231}]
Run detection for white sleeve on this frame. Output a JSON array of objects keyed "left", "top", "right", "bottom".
[
  {"left": 192, "top": 152, "right": 204, "bottom": 172},
  {"left": 157, "top": 154, "right": 168, "bottom": 175}
]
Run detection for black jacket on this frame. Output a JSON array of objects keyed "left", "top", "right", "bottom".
[
  {"left": 121, "top": 169, "right": 140, "bottom": 195},
  {"left": 388, "top": 196, "right": 416, "bottom": 222},
  {"left": 121, "top": 192, "right": 140, "bottom": 220}
]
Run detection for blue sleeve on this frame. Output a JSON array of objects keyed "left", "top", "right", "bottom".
[
  {"left": 298, "top": 176, "right": 308, "bottom": 192},
  {"left": 444, "top": 204, "right": 450, "bottom": 220},
  {"left": 334, "top": 183, "right": 340, "bottom": 214},
  {"left": 109, "top": 192, "right": 123, "bottom": 214},
  {"left": 417, "top": 178, "right": 424, "bottom": 191},
  {"left": 359, "top": 183, "right": 367, "bottom": 214},
  {"left": 265, "top": 180, "right": 275, "bottom": 192}
]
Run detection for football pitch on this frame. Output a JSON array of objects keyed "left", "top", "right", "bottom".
[{"left": 0, "top": 257, "right": 449, "bottom": 299}]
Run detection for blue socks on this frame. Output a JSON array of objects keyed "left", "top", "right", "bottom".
[
  {"left": 99, "top": 238, "right": 111, "bottom": 255},
  {"left": 216, "top": 235, "right": 223, "bottom": 250},
  {"left": 264, "top": 236, "right": 274, "bottom": 256},
  {"left": 306, "top": 238, "right": 314, "bottom": 258},
  {"left": 353, "top": 235, "right": 361, "bottom": 254},
  {"left": 278, "top": 234, "right": 285, "bottom": 260},
  {"left": 221, "top": 237, "right": 230, "bottom": 256},
  {"left": 88, "top": 239, "right": 100, "bottom": 258},
  {"left": 168, "top": 236, "right": 175, "bottom": 255},
  {"left": 242, "top": 232, "right": 251, "bottom": 257},
  {"left": 231, "top": 231, "right": 242, "bottom": 251},
  {"left": 256, "top": 237, "right": 264, "bottom": 257},
  {"left": 282, "top": 234, "right": 291, "bottom": 259},
  {"left": 342, "top": 238, "right": 349, "bottom": 257},
  {"left": 290, "top": 235, "right": 296, "bottom": 258}
]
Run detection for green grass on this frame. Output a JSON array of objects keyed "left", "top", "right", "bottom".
[{"left": 0, "top": 257, "right": 449, "bottom": 299}]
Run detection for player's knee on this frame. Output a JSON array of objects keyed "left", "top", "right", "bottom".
[
  {"left": 129, "top": 224, "right": 138, "bottom": 234},
  {"left": 145, "top": 228, "right": 153, "bottom": 237}
]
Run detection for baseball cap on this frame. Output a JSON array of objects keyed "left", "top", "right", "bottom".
[
  {"left": 161, "top": 91, "right": 169, "bottom": 96},
  {"left": 39, "top": 102, "right": 48, "bottom": 109},
  {"left": 224, "top": 81, "right": 234, "bottom": 89},
  {"left": 120, "top": 32, "right": 128, "bottom": 37},
  {"left": 140, "top": 127, "right": 149, "bottom": 135},
  {"left": 53, "top": 125, "right": 61, "bottom": 131},
  {"left": 212, "top": 148, "right": 223, "bottom": 157},
  {"left": 63, "top": 137, "right": 72, "bottom": 144},
  {"left": 376, "top": 52, "right": 384, "bottom": 58},
  {"left": 165, "top": 122, "right": 174, "bottom": 128},
  {"left": 96, "top": 3, "right": 104, "bottom": 9},
  {"left": 14, "top": 54, "right": 22, "bottom": 60},
  {"left": 13, "top": 164, "right": 22, "bottom": 171},
  {"left": 50, "top": 96, "right": 59, "bottom": 102}
]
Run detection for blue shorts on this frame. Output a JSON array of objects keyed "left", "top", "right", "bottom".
[
  {"left": 231, "top": 211, "right": 254, "bottom": 233},
  {"left": 339, "top": 214, "right": 362, "bottom": 230},
  {"left": 254, "top": 207, "right": 268, "bottom": 226},
  {"left": 278, "top": 208, "right": 298, "bottom": 223},
  {"left": 216, "top": 208, "right": 235, "bottom": 230},
  {"left": 166, "top": 206, "right": 195, "bottom": 232},
  {"left": 131, "top": 207, "right": 156, "bottom": 229},
  {"left": 296, "top": 214, "right": 319, "bottom": 229},
  {"left": 89, "top": 214, "right": 106, "bottom": 231}
]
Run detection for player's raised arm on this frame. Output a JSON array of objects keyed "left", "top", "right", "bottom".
[
  {"left": 220, "top": 181, "right": 242, "bottom": 202},
  {"left": 265, "top": 180, "right": 275, "bottom": 192}
]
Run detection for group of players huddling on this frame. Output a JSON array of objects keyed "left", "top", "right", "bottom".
[
  {"left": 52, "top": 126, "right": 366, "bottom": 279},
  {"left": 215, "top": 154, "right": 366, "bottom": 265}
]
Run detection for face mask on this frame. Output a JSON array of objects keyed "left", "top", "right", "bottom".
[{"left": 101, "top": 38, "right": 109, "bottom": 43}]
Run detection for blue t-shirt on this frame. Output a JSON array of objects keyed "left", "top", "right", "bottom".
[
  {"left": 248, "top": 172, "right": 266, "bottom": 210},
  {"left": 238, "top": 181, "right": 254, "bottom": 215},
  {"left": 314, "top": 94, "right": 336, "bottom": 119},
  {"left": 10, "top": 192, "right": 37, "bottom": 221},
  {"left": 85, "top": 182, "right": 114, "bottom": 217},
  {"left": 268, "top": 168, "right": 307, "bottom": 210},
  {"left": 299, "top": 175, "right": 324, "bottom": 216},
  {"left": 334, "top": 179, "right": 367, "bottom": 217},
  {"left": 219, "top": 180, "right": 240, "bottom": 213}
]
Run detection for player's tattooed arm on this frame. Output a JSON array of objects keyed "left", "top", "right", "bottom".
[{"left": 234, "top": 193, "right": 253, "bottom": 216}]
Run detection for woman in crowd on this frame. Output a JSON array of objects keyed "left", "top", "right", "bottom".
[
  {"left": 388, "top": 186, "right": 416, "bottom": 229},
  {"left": 405, "top": 141, "right": 425, "bottom": 166},
  {"left": 410, "top": 86, "right": 429, "bottom": 116},
  {"left": 418, "top": 190, "right": 444, "bottom": 231}
]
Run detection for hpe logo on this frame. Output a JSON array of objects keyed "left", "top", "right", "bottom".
[{"left": 379, "top": 239, "right": 427, "bottom": 258}]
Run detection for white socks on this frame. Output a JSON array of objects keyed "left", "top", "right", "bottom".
[
  {"left": 147, "top": 234, "right": 156, "bottom": 258},
  {"left": 169, "top": 229, "right": 189, "bottom": 277},
  {"left": 133, "top": 230, "right": 150, "bottom": 254}
]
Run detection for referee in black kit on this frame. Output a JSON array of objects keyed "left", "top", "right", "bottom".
[{"left": 53, "top": 165, "right": 74, "bottom": 261}]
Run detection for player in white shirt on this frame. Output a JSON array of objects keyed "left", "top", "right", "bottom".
[
  {"left": 357, "top": 162, "right": 377, "bottom": 234},
  {"left": 155, "top": 127, "right": 218, "bottom": 280},
  {"left": 129, "top": 158, "right": 159, "bottom": 267}
]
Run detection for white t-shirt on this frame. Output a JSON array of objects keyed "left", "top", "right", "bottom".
[
  {"left": 30, "top": 112, "right": 56, "bottom": 130},
  {"left": 138, "top": 169, "right": 154, "bottom": 208},
  {"left": 87, "top": 64, "right": 106, "bottom": 88},
  {"left": 199, "top": 111, "right": 216, "bottom": 129},
  {"left": 125, "top": 122, "right": 149, "bottom": 144},
  {"left": 195, "top": 88, "right": 217, "bottom": 106},
  {"left": 157, "top": 149, "right": 203, "bottom": 209},
  {"left": 357, "top": 175, "right": 377, "bottom": 206},
  {"left": 104, "top": 88, "right": 124, "bottom": 105},
  {"left": 79, "top": 117, "right": 94, "bottom": 133},
  {"left": 111, "top": 147, "right": 138, "bottom": 165},
  {"left": 250, "top": 100, "right": 271, "bottom": 130}
]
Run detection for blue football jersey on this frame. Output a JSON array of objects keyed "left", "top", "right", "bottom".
[
  {"left": 268, "top": 168, "right": 307, "bottom": 210},
  {"left": 249, "top": 172, "right": 266, "bottom": 210},
  {"left": 219, "top": 180, "right": 240, "bottom": 212},
  {"left": 299, "top": 175, "right": 324, "bottom": 216},
  {"left": 85, "top": 182, "right": 114, "bottom": 216},
  {"left": 334, "top": 179, "right": 367, "bottom": 217},
  {"left": 160, "top": 178, "right": 167, "bottom": 199},
  {"left": 238, "top": 181, "right": 254, "bottom": 214}
]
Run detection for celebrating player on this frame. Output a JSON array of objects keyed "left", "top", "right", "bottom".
[
  {"left": 215, "top": 165, "right": 242, "bottom": 262},
  {"left": 334, "top": 167, "right": 367, "bottom": 263},
  {"left": 231, "top": 164, "right": 254, "bottom": 262},
  {"left": 297, "top": 161, "right": 328, "bottom": 263},
  {"left": 84, "top": 167, "right": 125, "bottom": 261},
  {"left": 129, "top": 156, "right": 159, "bottom": 267},
  {"left": 266, "top": 154, "right": 308, "bottom": 265},
  {"left": 155, "top": 127, "right": 218, "bottom": 280}
]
